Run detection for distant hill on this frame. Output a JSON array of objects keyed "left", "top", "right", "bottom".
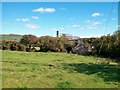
[{"left": 0, "top": 34, "right": 23, "bottom": 42}]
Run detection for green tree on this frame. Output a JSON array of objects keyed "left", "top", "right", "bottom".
[{"left": 20, "top": 34, "right": 39, "bottom": 46}]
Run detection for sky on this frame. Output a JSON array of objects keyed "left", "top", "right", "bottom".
[
  {"left": 2, "top": 2, "right": 118, "bottom": 38},
  {"left": 1, "top": 0, "right": 119, "bottom": 2}
]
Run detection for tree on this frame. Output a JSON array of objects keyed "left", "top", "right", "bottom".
[
  {"left": 85, "top": 30, "right": 120, "bottom": 59},
  {"left": 39, "top": 36, "right": 68, "bottom": 52},
  {"left": 20, "top": 34, "right": 39, "bottom": 46}
]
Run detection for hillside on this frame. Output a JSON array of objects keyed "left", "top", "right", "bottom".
[
  {"left": 2, "top": 50, "right": 119, "bottom": 88},
  {"left": 0, "top": 34, "right": 23, "bottom": 41}
]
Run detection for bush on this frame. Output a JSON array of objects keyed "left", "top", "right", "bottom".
[
  {"left": 39, "top": 36, "right": 68, "bottom": 52},
  {"left": 1, "top": 40, "right": 26, "bottom": 51},
  {"left": 20, "top": 34, "right": 39, "bottom": 45},
  {"left": 2, "top": 41, "right": 15, "bottom": 50},
  {"left": 10, "top": 44, "right": 17, "bottom": 51},
  {"left": 17, "top": 44, "right": 26, "bottom": 51},
  {"left": 85, "top": 30, "right": 120, "bottom": 59}
]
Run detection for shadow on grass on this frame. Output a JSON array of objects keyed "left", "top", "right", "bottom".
[
  {"left": 2, "top": 60, "right": 38, "bottom": 65},
  {"left": 62, "top": 63, "right": 119, "bottom": 82}
]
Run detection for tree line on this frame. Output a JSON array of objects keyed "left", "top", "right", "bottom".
[
  {"left": 85, "top": 30, "right": 120, "bottom": 58},
  {"left": 0, "top": 35, "right": 75, "bottom": 53},
  {"left": 0, "top": 30, "right": 120, "bottom": 60}
]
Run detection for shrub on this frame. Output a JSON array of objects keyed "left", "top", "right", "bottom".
[
  {"left": 1, "top": 40, "right": 26, "bottom": 51},
  {"left": 85, "top": 30, "right": 120, "bottom": 59},
  {"left": 17, "top": 44, "right": 26, "bottom": 51},
  {"left": 10, "top": 44, "right": 17, "bottom": 51},
  {"left": 39, "top": 36, "right": 67, "bottom": 52},
  {"left": 20, "top": 34, "right": 39, "bottom": 45},
  {"left": 2, "top": 41, "right": 14, "bottom": 50}
]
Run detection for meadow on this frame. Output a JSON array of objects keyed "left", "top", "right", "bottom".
[
  {"left": 2, "top": 50, "right": 119, "bottom": 88},
  {"left": 0, "top": 34, "right": 22, "bottom": 41}
]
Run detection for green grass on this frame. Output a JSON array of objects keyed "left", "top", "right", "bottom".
[
  {"left": 2, "top": 50, "right": 119, "bottom": 88},
  {"left": 0, "top": 34, "right": 22, "bottom": 41}
]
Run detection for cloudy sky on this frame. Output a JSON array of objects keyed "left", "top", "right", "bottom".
[{"left": 2, "top": 2, "right": 118, "bottom": 37}]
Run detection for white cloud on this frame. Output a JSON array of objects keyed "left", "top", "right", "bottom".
[
  {"left": 80, "top": 34, "right": 102, "bottom": 38},
  {"left": 86, "top": 26, "right": 97, "bottom": 30},
  {"left": 22, "top": 18, "right": 29, "bottom": 22},
  {"left": 72, "top": 24, "right": 80, "bottom": 28},
  {"left": 112, "top": 18, "right": 116, "bottom": 21},
  {"left": 79, "top": 27, "right": 85, "bottom": 30},
  {"left": 91, "top": 21, "right": 102, "bottom": 26},
  {"left": 16, "top": 19, "right": 21, "bottom": 21},
  {"left": 79, "top": 25, "right": 97, "bottom": 30},
  {"left": 85, "top": 20, "right": 101, "bottom": 26},
  {"left": 32, "top": 7, "right": 56, "bottom": 13},
  {"left": 116, "top": 25, "right": 120, "bottom": 28},
  {"left": 31, "top": 16, "right": 39, "bottom": 19},
  {"left": 59, "top": 28, "right": 64, "bottom": 30},
  {"left": 91, "top": 12, "right": 104, "bottom": 17},
  {"left": 16, "top": 18, "right": 29, "bottom": 22},
  {"left": 52, "top": 28, "right": 57, "bottom": 31},
  {"left": 52, "top": 27, "right": 64, "bottom": 31},
  {"left": 79, "top": 21, "right": 100, "bottom": 30},
  {"left": 80, "top": 20, "right": 101, "bottom": 30},
  {"left": 25, "top": 24, "right": 40, "bottom": 29}
]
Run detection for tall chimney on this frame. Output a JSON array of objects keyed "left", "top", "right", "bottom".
[{"left": 56, "top": 31, "right": 59, "bottom": 37}]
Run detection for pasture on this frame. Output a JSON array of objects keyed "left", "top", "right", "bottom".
[
  {"left": 2, "top": 50, "right": 119, "bottom": 88},
  {"left": 0, "top": 34, "right": 22, "bottom": 41}
]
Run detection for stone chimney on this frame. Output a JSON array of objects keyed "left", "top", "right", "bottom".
[{"left": 56, "top": 31, "right": 59, "bottom": 37}]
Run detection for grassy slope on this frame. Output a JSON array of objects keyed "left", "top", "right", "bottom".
[
  {"left": 0, "top": 34, "right": 22, "bottom": 41},
  {"left": 2, "top": 50, "right": 119, "bottom": 88}
]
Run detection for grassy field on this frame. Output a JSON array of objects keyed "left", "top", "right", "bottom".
[
  {"left": 2, "top": 50, "right": 119, "bottom": 88},
  {"left": 0, "top": 34, "right": 22, "bottom": 41}
]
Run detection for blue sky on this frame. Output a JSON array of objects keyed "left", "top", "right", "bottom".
[
  {"left": 2, "top": 2, "right": 118, "bottom": 38},
  {"left": 2, "top": 0, "right": 119, "bottom": 2}
]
